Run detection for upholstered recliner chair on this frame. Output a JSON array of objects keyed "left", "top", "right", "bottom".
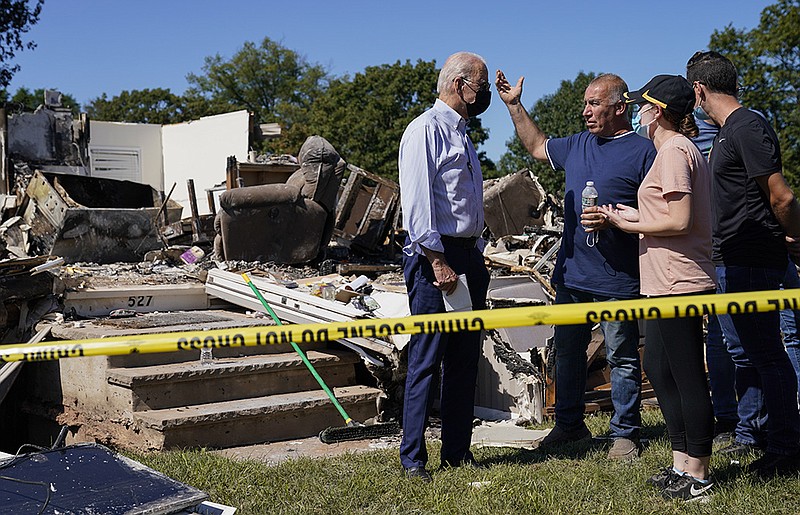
[{"left": 214, "top": 135, "right": 345, "bottom": 264}]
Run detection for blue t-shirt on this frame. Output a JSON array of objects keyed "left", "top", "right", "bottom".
[
  {"left": 547, "top": 131, "right": 657, "bottom": 298},
  {"left": 692, "top": 117, "right": 719, "bottom": 158}
]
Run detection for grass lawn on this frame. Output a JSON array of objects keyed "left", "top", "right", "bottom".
[{"left": 128, "top": 410, "right": 800, "bottom": 514}]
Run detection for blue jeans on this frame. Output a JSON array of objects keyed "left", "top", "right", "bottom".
[
  {"left": 716, "top": 265, "right": 800, "bottom": 455},
  {"left": 552, "top": 285, "right": 641, "bottom": 440},
  {"left": 779, "top": 262, "right": 800, "bottom": 402},
  {"left": 705, "top": 314, "right": 738, "bottom": 422}
]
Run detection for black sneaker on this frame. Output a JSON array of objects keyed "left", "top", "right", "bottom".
[
  {"left": 646, "top": 467, "right": 683, "bottom": 489},
  {"left": 718, "top": 441, "right": 761, "bottom": 457},
  {"left": 661, "top": 475, "right": 713, "bottom": 502},
  {"left": 747, "top": 451, "right": 800, "bottom": 479}
]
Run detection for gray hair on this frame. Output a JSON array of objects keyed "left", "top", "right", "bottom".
[
  {"left": 589, "top": 73, "right": 628, "bottom": 104},
  {"left": 437, "top": 52, "right": 487, "bottom": 94}
]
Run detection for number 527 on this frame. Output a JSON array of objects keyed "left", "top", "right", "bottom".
[{"left": 128, "top": 296, "right": 153, "bottom": 307}]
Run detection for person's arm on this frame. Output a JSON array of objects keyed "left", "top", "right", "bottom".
[
  {"left": 756, "top": 173, "right": 800, "bottom": 237},
  {"left": 495, "top": 70, "right": 548, "bottom": 161},
  {"left": 398, "top": 124, "right": 459, "bottom": 295},
  {"left": 755, "top": 173, "right": 800, "bottom": 260},
  {"left": 599, "top": 192, "right": 693, "bottom": 236}
]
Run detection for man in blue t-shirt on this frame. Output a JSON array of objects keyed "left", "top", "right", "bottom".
[{"left": 496, "top": 70, "right": 656, "bottom": 460}]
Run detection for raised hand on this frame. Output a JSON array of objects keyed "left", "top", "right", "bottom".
[{"left": 496, "top": 69, "right": 524, "bottom": 106}]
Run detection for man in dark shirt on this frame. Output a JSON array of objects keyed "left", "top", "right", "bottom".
[
  {"left": 496, "top": 70, "right": 656, "bottom": 460},
  {"left": 687, "top": 50, "right": 800, "bottom": 478}
]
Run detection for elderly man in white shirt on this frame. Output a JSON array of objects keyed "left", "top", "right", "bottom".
[{"left": 397, "top": 51, "right": 491, "bottom": 482}]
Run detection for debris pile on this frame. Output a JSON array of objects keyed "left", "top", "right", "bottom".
[{"left": 0, "top": 97, "right": 642, "bottom": 452}]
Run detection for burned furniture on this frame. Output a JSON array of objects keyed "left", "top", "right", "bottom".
[
  {"left": 225, "top": 154, "right": 299, "bottom": 190},
  {"left": 18, "top": 171, "right": 181, "bottom": 264},
  {"left": 214, "top": 135, "right": 345, "bottom": 264},
  {"left": 333, "top": 164, "right": 400, "bottom": 254}
]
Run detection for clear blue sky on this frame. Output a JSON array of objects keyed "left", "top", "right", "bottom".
[{"left": 8, "top": 0, "right": 773, "bottom": 164}]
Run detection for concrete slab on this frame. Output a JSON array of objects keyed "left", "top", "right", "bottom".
[
  {"left": 42, "top": 309, "right": 316, "bottom": 368},
  {"left": 46, "top": 310, "right": 274, "bottom": 340},
  {"left": 471, "top": 421, "right": 550, "bottom": 450},
  {"left": 63, "top": 283, "right": 215, "bottom": 317},
  {"left": 136, "top": 386, "right": 380, "bottom": 429},
  {"left": 107, "top": 350, "right": 361, "bottom": 411},
  {"left": 132, "top": 385, "right": 383, "bottom": 449}
]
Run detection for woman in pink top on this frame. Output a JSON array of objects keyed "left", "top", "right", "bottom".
[{"left": 599, "top": 75, "right": 716, "bottom": 502}]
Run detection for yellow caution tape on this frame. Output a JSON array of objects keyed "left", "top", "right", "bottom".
[{"left": 1, "top": 288, "right": 799, "bottom": 363}]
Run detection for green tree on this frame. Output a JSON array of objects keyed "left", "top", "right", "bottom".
[
  {"left": 6, "top": 86, "right": 79, "bottom": 113},
  {"left": 307, "top": 59, "right": 427, "bottom": 179},
  {"left": 708, "top": 0, "right": 800, "bottom": 189},
  {"left": 0, "top": 0, "right": 43, "bottom": 89},
  {"left": 86, "top": 88, "right": 211, "bottom": 124},
  {"left": 186, "top": 37, "right": 329, "bottom": 155},
  {"left": 498, "top": 72, "right": 596, "bottom": 195}
]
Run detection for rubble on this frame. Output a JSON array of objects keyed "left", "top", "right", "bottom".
[
  {"left": 4, "top": 95, "right": 89, "bottom": 179},
  {"left": 225, "top": 153, "right": 299, "bottom": 189},
  {"left": 483, "top": 169, "right": 555, "bottom": 238},
  {"left": 0, "top": 94, "right": 634, "bottom": 452},
  {"left": 20, "top": 171, "right": 182, "bottom": 263},
  {"left": 333, "top": 164, "right": 401, "bottom": 256}
]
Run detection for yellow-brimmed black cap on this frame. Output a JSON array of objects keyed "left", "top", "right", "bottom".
[{"left": 624, "top": 74, "right": 695, "bottom": 116}]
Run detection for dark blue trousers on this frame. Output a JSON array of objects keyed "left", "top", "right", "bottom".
[{"left": 399, "top": 241, "right": 490, "bottom": 469}]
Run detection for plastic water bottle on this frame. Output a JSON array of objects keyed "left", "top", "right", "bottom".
[
  {"left": 581, "top": 181, "right": 599, "bottom": 246},
  {"left": 581, "top": 180, "right": 598, "bottom": 210},
  {"left": 200, "top": 346, "right": 213, "bottom": 365},
  {"left": 200, "top": 326, "right": 213, "bottom": 365},
  {"left": 200, "top": 347, "right": 214, "bottom": 365}
]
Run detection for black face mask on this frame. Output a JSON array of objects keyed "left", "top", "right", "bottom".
[{"left": 466, "top": 89, "right": 491, "bottom": 118}]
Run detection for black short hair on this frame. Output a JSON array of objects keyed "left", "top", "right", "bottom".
[{"left": 686, "top": 51, "right": 738, "bottom": 96}]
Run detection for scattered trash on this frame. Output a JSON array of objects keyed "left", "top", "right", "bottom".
[
  {"left": 29, "top": 256, "right": 65, "bottom": 276},
  {"left": 180, "top": 246, "right": 205, "bottom": 265},
  {"left": 108, "top": 309, "right": 137, "bottom": 318},
  {"left": 471, "top": 420, "right": 550, "bottom": 450}
]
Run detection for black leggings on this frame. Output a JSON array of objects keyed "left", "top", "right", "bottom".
[{"left": 643, "top": 313, "right": 714, "bottom": 457}]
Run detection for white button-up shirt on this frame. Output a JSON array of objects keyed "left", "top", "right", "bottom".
[{"left": 398, "top": 99, "right": 484, "bottom": 256}]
